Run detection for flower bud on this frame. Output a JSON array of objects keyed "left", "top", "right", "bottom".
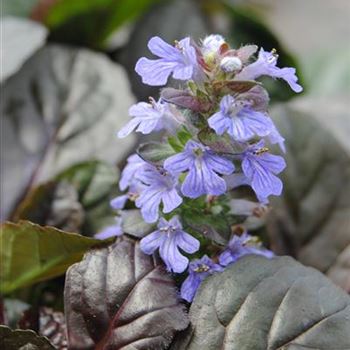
[
  {"left": 220, "top": 56, "right": 242, "bottom": 72},
  {"left": 202, "top": 34, "right": 225, "bottom": 55}
]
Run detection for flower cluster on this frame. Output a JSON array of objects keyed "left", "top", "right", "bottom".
[{"left": 97, "top": 35, "right": 302, "bottom": 302}]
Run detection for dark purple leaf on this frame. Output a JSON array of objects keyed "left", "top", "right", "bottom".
[
  {"left": 64, "top": 237, "right": 189, "bottom": 349},
  {"left": 170, "top": 255, "right": 350, "bottom": 349}
]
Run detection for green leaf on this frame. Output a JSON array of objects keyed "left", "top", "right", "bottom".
[
  {"left": 267, "top": 98, "right": 350, "bottom": 287},
  {"left": 0, "top": 221, "right": 109, "bottom": 294},
  {"left": 0, "top": 326, "right": 55, "bottom": 350},
  {"left": 1, "top": 17, "right": 47, "bottom": 83},
  {"left": 171, "top": 255, "right": 350, "bottom": 349},
  {"left": 64, "top": 237, "right": 189, "bottom": 349},
  {"left": 1, "top": 45, "right": 135, "bottom": 220},
  {"left": 121, "top": 209, "right": 154, "bottom": 238},
  {"left": 137, "top": 141, "right": 176, "bottom": 166},
  {"left": 38, "top": 0, "right": 160, "bottom": 48}
]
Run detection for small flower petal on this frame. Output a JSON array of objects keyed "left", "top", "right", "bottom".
[
  {"left": 176, "top": 231, "right": 200, "bottom": 254},
  {"left": 140, "top": 230, "right": 165, "bottom": 254}
]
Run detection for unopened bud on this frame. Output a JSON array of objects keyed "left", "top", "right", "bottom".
[{"left": 220, "top": 56, "right": 242, "bottom": 72}]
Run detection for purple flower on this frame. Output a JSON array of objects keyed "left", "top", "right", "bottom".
[
  {"left": 219, "top": 232, "right": 274, "bottom": 266},
  {"left": 110, "top": 194, "right": 128, "bottom": 210},
  {"left": 118, "top": 98, "right": 179, "bottom": 138},
  {"left": 164, "top": 140, "right": 234, "bottom": 198},
  {"left": 135, "top": 36, "right": 198, "bottom": 86},
  {"left": 119, "top": 154, "right": 150, "bottom": 191},
  {"left": 181, "top": 255, "right": 223, "bottom": 302},
  {"left": 266, "top": 123, "right": 286, "bottom": 153},
  {"left": 208, "top": 95, "right": 274, "bottom": 141},
  {"left": 236, "top": 48, "right": 303, "bottom": 93},
  {"left": 140, "top": 216, "right": 200, "bottom": 273},
  {"left": 135, "top": 166, "right": 182, "bottom": 223},
  {"left": 95, "top": 217, "right": 123, "bottom": 240},
  {"left": 242, "top": 141, "right": 286, "bottom": 201}
]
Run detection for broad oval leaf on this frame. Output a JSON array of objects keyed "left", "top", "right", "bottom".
[
  {"left": 267, "top": 98, "right": 350, "bottom": 286},
  {"left": 0, "top": 325, "right": 55, "bottom": 350},
  {"left": 64, "top": 237, "right": 189, "bottom": 350},
  {"left": 171, "top": 255, "right": 350, "bottom": 350},
  {"left": 0, "top": 221, "right": 108, "bottom": 294},
  {"left": 1, "top": 45, "right": 135, "bottom": 220}
]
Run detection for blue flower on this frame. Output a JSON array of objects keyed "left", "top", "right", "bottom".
[
  {"left": 236, "top": 48, "right": 303, "bottom": 93},
  {"left": 94, "top": 217, "right": 123, "bottom": 240},
  {"left": 118, "top": 98, "right": 179, "bottom": 138},
  {"left": 266, "top": 123, "right": 286, "bottom": 153},
  {"left": 135, "top": 36, "right": 198, "bottom": 86},
  {"left": 208, "top": 95, "right": 274, "bottom": 141},
  {"left": 242, "top": 141, "right": 286, "bottom": 201},
  {"left": 110, "top": 194, "right": 128, "bottom": 210},
  {"left": 140, "top": 216, "right": 200, "bottom": 273},
  {"left": 164, "top": 140, "right": 235, "bottom": 198},
  {"left": 118, "top": 154, "right": 149, "bottom": 191},
  {"left": 135, "top": 166, "right": 182, "bottom": 223},
  {"left": 219, "top": 232, "right": 274, "bottom": 266},
  {"left": 180, "top": 255, "right": 223, "bottom": 302}
]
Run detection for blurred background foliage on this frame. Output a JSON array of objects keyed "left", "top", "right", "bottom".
[{"left": 1, "top": 0, "right": 349, "bottom": 331}]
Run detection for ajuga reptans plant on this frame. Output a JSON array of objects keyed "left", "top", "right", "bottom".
[{"left": 96, "top": 34, "right": 302, "bottom": 302}]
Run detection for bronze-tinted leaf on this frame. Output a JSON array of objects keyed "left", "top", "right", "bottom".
[
  {"left": 64, "top": 237, "right": 189, "bottom": 349},
  {"left": 171, "top": 255, "right": 350, "bottom": 349}
]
